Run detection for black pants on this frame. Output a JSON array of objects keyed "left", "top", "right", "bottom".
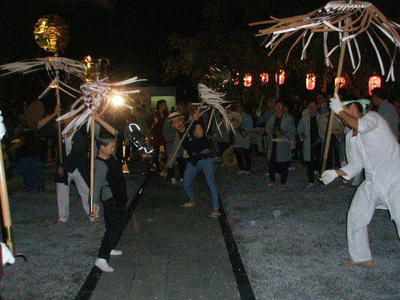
[
  {"left": 268, "top": 158, "right": 290, "bottom": 184},
  {"left": 168, "top": 157, "right": 186, "bottom": 179},
  {"left": 234, "top": 148, "right": 251, "bottom": 171},
  {"left": 98, "top": 198, "right": 127, "bottom": 260},
  {"left": 306, "top": 143, "right": 322, "bottom": 183}
]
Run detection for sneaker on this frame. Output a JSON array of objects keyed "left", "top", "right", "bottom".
[
  {"left": 304, "top": 183, "right": 314, "bottom": 189},
  {"left": 171, "top": 178, "right": 177, "bottom": 185},
  {"left": 279, "top": 184, "right": 288, "bottom": 190},
  {"left": 245, "top": 171, "right": 251, "bottom": 175},
  {"left": 95, "top": 258, "right": 114, "bottom": 272},
  {"left": 110, "top": 249, "right": 123, "bottom": 256},
  {"left": 179, "top": 178, "right": 183, "bottom": 183},
  {"left": 267, "top": 181, "right": 276, "bottom": 186},
  {"left": 237, "top": 170, "right": 245, "bottom": 175}
]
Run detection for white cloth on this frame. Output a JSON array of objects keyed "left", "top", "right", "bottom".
[
  {"left": 340, "top": 111, "right": 400, "bottom": 261},
  {"left": 1, "top": 242, "right": 15, "bottom": 266}
]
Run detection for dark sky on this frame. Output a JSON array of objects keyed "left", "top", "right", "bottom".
[
  {"left": 1, "top": 0, "right": 400, "bottom": 85},
  {"left": 0, "top": 0, "right": 204, "bottom": 84}
]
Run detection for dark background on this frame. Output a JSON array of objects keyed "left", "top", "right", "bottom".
[{"left": 1, "top": 0, "right": 400, "bottom": 104}]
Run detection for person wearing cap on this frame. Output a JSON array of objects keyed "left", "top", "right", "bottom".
[
  {"left": 167, "top": 110, "right": 220, "bottom": 218},
  {"left": 371, "top": 88, "right": 398, "bottom": 138},
  {"left": 163, "top": 112, "right": 185, "bottom": 184},
  {"left": 321, "top": 95, "right": 400, "bottom": 267}
]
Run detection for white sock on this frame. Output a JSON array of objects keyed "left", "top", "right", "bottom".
[{"left": 95, "top": 258, "right": 114, "bottom": 272}]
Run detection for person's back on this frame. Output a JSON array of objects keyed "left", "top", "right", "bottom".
[
  {"left": 378, "top": 100, "right": 398, "bottom": 137},
  {"left": 357, "top": 111, "right": 400, "bottom": 179}
]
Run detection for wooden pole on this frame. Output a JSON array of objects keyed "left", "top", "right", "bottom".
[
  {"left": 89, "top": 97, "right": 96, "bottom": 216},
  {"left": 165, "top": 102, "right": 204, "bottom": 169},
  {"left": 321, "top": 28, "right": 349, "bottom": 173},
  {"left": 55, "top": 71, "right": 63, "bottom": 164},
  {"left": 0, "top": 141, "right": 14, "bottom": 254}
]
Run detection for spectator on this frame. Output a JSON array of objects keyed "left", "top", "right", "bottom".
[
  {"left": 265, "top": 100, "right": 296, "bottom": 188},
  {"left": 372, "top": 88, "right": 398, "bottom": 138},
  {"left": 298, "top": 100, "right": 323, "bottom": 188},
  {"left": 234, "top": 102, "right": 253, "bottom": 175}
]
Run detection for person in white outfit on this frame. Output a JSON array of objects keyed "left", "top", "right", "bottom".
[{"left": 321, "top": 96, "right": 400, "bottom": 267}]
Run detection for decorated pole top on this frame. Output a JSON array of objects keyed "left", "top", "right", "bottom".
[
  {"left": 34, "top": 15, "right": 69, "bottom": 53},
  {"left": 250, "top": 1, "right": 400, "bottom": 81}
]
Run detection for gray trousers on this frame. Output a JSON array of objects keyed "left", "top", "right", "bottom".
[{"left": 56, "top": 169, "right": 93, "bottom": 222}]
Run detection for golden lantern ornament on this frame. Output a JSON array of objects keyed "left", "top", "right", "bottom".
[{"left": 34, "top": 15, "right": 69, "bottom": 53}]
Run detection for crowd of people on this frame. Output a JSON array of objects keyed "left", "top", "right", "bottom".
[{"left": 2, "top": 85, "right": 400, "bottom": 271}]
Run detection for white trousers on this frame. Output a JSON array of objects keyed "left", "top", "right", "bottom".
[
  {"left": 56, "top": 169, "right": 90, "bottom": 222},
  {"left": 347, "top": 182, "right": 400, "bottom": 262}
]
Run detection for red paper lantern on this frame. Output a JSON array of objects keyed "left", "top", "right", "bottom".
[
  {"left": 243, "top": 73, "right": 253, "bottom": 88},
  {"left": 368, "top": 75, "right": 382, "bottom": 96},
  {"left": 260, "top": 73, "right": 269, "bottom": 84},
  {"left": 233, "top": 72, "right": 240, "bottom": 85},
  {"left": 335, "top": 76, "right": 346, "bottom": 89},
  {"left": 306, "top": 73, "right": 316, "bottom": 90},
  {"left": 275, "top": 69, "right": 285, "bottom": 85}
]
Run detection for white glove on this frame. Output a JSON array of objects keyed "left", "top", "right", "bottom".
[
  {"left": 329, "top": 93, "right": 343, "bottom": 114},
  {"left": 1, "top": 242, "right": 15, "bottom": 266},
  {"left": 320, "top": 170, "right": 338, "bottom": 185}
]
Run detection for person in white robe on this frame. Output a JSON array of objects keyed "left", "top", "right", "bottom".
[{"left": 321, "top": 96, "right": 400, "bottom": 267}]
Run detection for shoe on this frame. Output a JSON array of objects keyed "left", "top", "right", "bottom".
[
  {"left": 304, "top": 183, "right": 314, "bottom": 189},
  {"left": 267, "top": 181, "right": 276, "bottom": 186},
  {"left": 344, "top": 260, "right": 373, "bottom": 268},
  {"left": 179, "top": 178, "right": 183, "bottom": 183},
  {"left": 171, "top": 178, "right": 177, "bottom": 185},
  {"left": 209, "top": 210, "right": 221, "bottom": 218},
  {"left": 279, "top": 184, "right": 288, "bottom": 190},
  {"left": 245, "top": 171, "right": 251, "bottom": 175},
  {"left": 181, "top": 202, "right": 196, "bottom": 208},
  {"left": 110, "top": 249, "right": 123, "bottom": 256},
  {"left": 55, "top": 219, "right": 66, "bottom": 224},
  {"left": 95, "top": 258, "right": 114, "bottom": 272},
  {"left": 237, "top": 170, "right": 245, "bottom": 175}
]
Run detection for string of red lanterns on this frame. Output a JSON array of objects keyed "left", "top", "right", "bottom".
[{"left": 238, "top": 71, "right": 381, "bottom": 95}]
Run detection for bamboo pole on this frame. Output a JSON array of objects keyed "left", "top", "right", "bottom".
[
  {"left": 55, "top": 71, "right": 63, "bottom": 164},
  {"left": 89, "top": 98, "right": 96, "bottom": 216},
  {"left": 321, "top": 25, "right": 349, "bottom": 173},
  {"left": 0, "top": 141, "right": 14, "bottom": 254}
]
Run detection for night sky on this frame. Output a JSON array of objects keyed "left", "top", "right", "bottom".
[{"left": 1, "top": 0, "right": 400, "bottom": 85}]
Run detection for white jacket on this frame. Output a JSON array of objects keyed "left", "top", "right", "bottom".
[{"left": 341, "top": 112, "right": 400, "bottom": 226}]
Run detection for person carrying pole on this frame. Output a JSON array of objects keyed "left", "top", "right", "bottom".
[{"left": 321, "top": 95, "right": 400, "bottom": 267}]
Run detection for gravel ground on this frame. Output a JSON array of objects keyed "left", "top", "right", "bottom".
[
  {"left": 218, "top": 156, "right": 400, "bottom": 300},
  {"left": 2, "top": 156, "right": 399, "bottom": 300},
  {"left": 0, "top": 164, "right": 144, "bottom": 300}
]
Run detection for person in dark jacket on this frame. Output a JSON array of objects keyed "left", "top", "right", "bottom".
[{"left": 93, "top": 132, "right": 128, "bottom": 272}]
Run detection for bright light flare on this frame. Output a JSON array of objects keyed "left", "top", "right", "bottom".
[{"left": 110, "top": 94, "right": 125, "bottom": 106}]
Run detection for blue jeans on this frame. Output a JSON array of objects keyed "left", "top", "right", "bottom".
[
  {"left": 183, "top": 158, "right": 219, "bottom": 209},
  {"left": 17, "top": 156, "right": 45, "bottom": 191}
]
